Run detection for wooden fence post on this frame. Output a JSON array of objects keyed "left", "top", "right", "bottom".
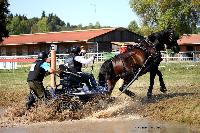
[{"left": 50, "top": 44, "right": 57, "bottom": 89}]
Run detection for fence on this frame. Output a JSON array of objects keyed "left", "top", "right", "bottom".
[
  {"left": 0, "top": 51, "right": 200, "bottom": 69},
  {"left": 161, "top": 51, "right": 200, "bottom": 62}
]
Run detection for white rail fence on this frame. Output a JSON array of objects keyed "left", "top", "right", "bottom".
[
  {"left": 0, "top": 51, "right": 200, "bottom": 69},
  {"left": 57, "top": 51, "right": 200, "bottom": 63}
]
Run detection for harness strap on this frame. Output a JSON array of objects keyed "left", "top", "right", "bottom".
[
  {"left": 118, "top": 55, "right": 152, "bottom": 96},
  {"left": 119, "top": 52, "right": 138, "bottom": 78}
]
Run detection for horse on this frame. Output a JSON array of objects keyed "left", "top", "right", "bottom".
[{"left": 98, "top": 29, "right": 180, "bottom": 98}]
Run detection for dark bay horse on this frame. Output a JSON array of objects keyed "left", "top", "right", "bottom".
[{"left": 98, "top": 29, "right": 180, "bottom": 98}]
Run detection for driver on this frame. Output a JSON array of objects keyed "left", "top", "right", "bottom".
[{"left": 67, "top": 46, "right": 97, "bottom": 90}]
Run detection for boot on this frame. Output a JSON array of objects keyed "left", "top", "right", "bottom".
[{"left": 26, "top": 93, "right": 36, "bottom": 110}]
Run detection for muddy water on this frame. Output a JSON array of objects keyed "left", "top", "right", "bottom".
[
  {"left": 0, "top": 98, "right": 199, "bottom": 133},
  {"left": 0, "top": 118, "right": 198, "bottom": 133}
]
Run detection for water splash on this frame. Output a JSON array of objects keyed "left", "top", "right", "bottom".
[{"left": 0, "top": 96, "right": 142, "bottom": 128}]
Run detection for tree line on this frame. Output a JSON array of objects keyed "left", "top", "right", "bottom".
[
  {"left": 7, "top": 11, "right": 111, "bottom": 35},
  {"left": 0, "top": 0, "right": 200, "bottom": 42}
]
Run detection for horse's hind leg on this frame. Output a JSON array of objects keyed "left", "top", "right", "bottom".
[{"left": 156, "top": 70, "right": 167, "bottom": 93}]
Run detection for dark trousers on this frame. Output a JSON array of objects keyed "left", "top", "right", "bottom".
[
  {"left": 70, "top": 72, "right": 97, "bottom": 89},
  {"left": 28, "top": 81, "right": 45, "bottom": 99},
  {"left": 26, "top": 81, "right": 45, "bottom": 109},
  {"left": 79, "top": 72, "right": 97, "bottom": 89}
]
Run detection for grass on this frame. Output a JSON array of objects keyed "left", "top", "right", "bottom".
[{"left": 0, "top": 61, "right": 200, "bottom": 130}]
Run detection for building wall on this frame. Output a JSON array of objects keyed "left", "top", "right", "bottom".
[
  {"left": 179, "top": 45, "right": 200, "bottom": 52},
  {"left": 179, "top": 46, "right": 187, "bottom": 52},
  {"left": 88, "top": 29, "right": 143, "bottom": 43},
  {"left": 195, "top": 45, "right": 200, "bottom": 51},
  {"left": 86, "top": 42, "right": 112, "bottom": 52},
  {"left": 56, "top": 42, "right": 112, "bottom": 53}
]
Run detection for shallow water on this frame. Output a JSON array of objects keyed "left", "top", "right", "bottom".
[{"left": 0, "top": 119, "right": 198, "bottom": 133}]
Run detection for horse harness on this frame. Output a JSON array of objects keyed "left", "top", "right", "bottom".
[
  {"left": 112, "top": 39, "right": 161, "bottom": 79},
  {"left": 117, "top": 40, "right": 162, "bottom": 96}
]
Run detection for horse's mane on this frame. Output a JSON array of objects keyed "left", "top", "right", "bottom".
[
  {"left": 147, "top": 29, "right": 172, "bottom": 51},
  {"left": 147, "top": 30, "right": 166, "bottom": 43}
]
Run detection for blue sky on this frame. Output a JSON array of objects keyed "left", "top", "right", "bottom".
[{"left": 9, "top": 0, "right": 140, "bottom": 28}]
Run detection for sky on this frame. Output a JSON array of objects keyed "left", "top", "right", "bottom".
[{"left": 8, "top": 0, "right": 140, "bottom": 28}]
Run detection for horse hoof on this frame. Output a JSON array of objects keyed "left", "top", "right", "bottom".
[
  {"left": 147, "top": 92, "right": 152, "bottom": 98},
  {"left": 124, "top": 90, "right": 135, "bottom": 98},
  {"left": 160, "top": 86, "right": 167, "bottom": 93}
]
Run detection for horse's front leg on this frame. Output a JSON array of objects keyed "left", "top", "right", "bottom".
[
  {"left": 147, "top": 70, "right": 157, "bottom": 98},
  {"left": 156, "top": 70, "right": 167, "bottom": 93}
]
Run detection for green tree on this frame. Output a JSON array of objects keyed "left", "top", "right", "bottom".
[
  {"left": 20, "top": 19, "right": 30, "bottom": 34},
  {"left": 88, "top": 23, "right": 94, "bottom": 29},
  {"left": 196, "top": 26, "right": 200, "bottom": 33},
  {"left": 94, "top": 21, "right": 101, "bottom": 29},
  {"left": 140, "top": 24, "right": 154, "bottom": 37},
  {"left": 47, "top": 13, "right": 66, "bottom": 32},
  {"left": 0, "top": 0, "right": 9, "bottom": 42},
  {"left": 29, "top": 17, "right": 39, "bottom": 33},
  {"left": 7, "top": 15, "right": 21, "bottom": 35},
  {"left": 129, "top": 0, "right": 200, "bottom": 35},
  {"left": 7, "top": 15, "right": 31, "bottom": 35},
  {"left": 66, "top": 22, "right": 71, "bottom": 29},
  {"left": 41, "top": 11, "right": 46, "bottom": 18},
  {"left": 77, "top": 24, "right": 83, "bottom": 30},
  {"left": 37, "top": 17, "right": 49, "bottom": 33},
  {"left": 128, "top": 20, "right": 142, "bottom": 34}
]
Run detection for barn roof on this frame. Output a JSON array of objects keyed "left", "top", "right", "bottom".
[
  {"left": 178, "top": 34, "right": 200, "bottom": 45},
  {"left": 1, "top": 28, "right": 115, "bottom": 45}
]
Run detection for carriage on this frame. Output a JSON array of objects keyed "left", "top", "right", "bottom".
[{"left": 44, "top": 63, "right": 108, "bottom": 110}]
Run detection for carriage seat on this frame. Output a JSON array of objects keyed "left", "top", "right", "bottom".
[{"left": 59, "top": 64, "right": 82, "bottom": 88}]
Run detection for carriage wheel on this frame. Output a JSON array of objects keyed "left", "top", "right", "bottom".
[{"left": 57, "top": 96, "right": 82, "bottom": 111}]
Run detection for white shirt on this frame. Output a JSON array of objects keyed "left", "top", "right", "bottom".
[{"left": 74, "top": 55, "right": 95, "bottom": 64}]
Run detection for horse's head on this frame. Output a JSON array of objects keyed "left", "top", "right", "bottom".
[
  {"left": 148, "top": 29, "right": 180, "bottom": 53},
  {"left": 163, "top": 29, "right": 180, "bottom": 53}
]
